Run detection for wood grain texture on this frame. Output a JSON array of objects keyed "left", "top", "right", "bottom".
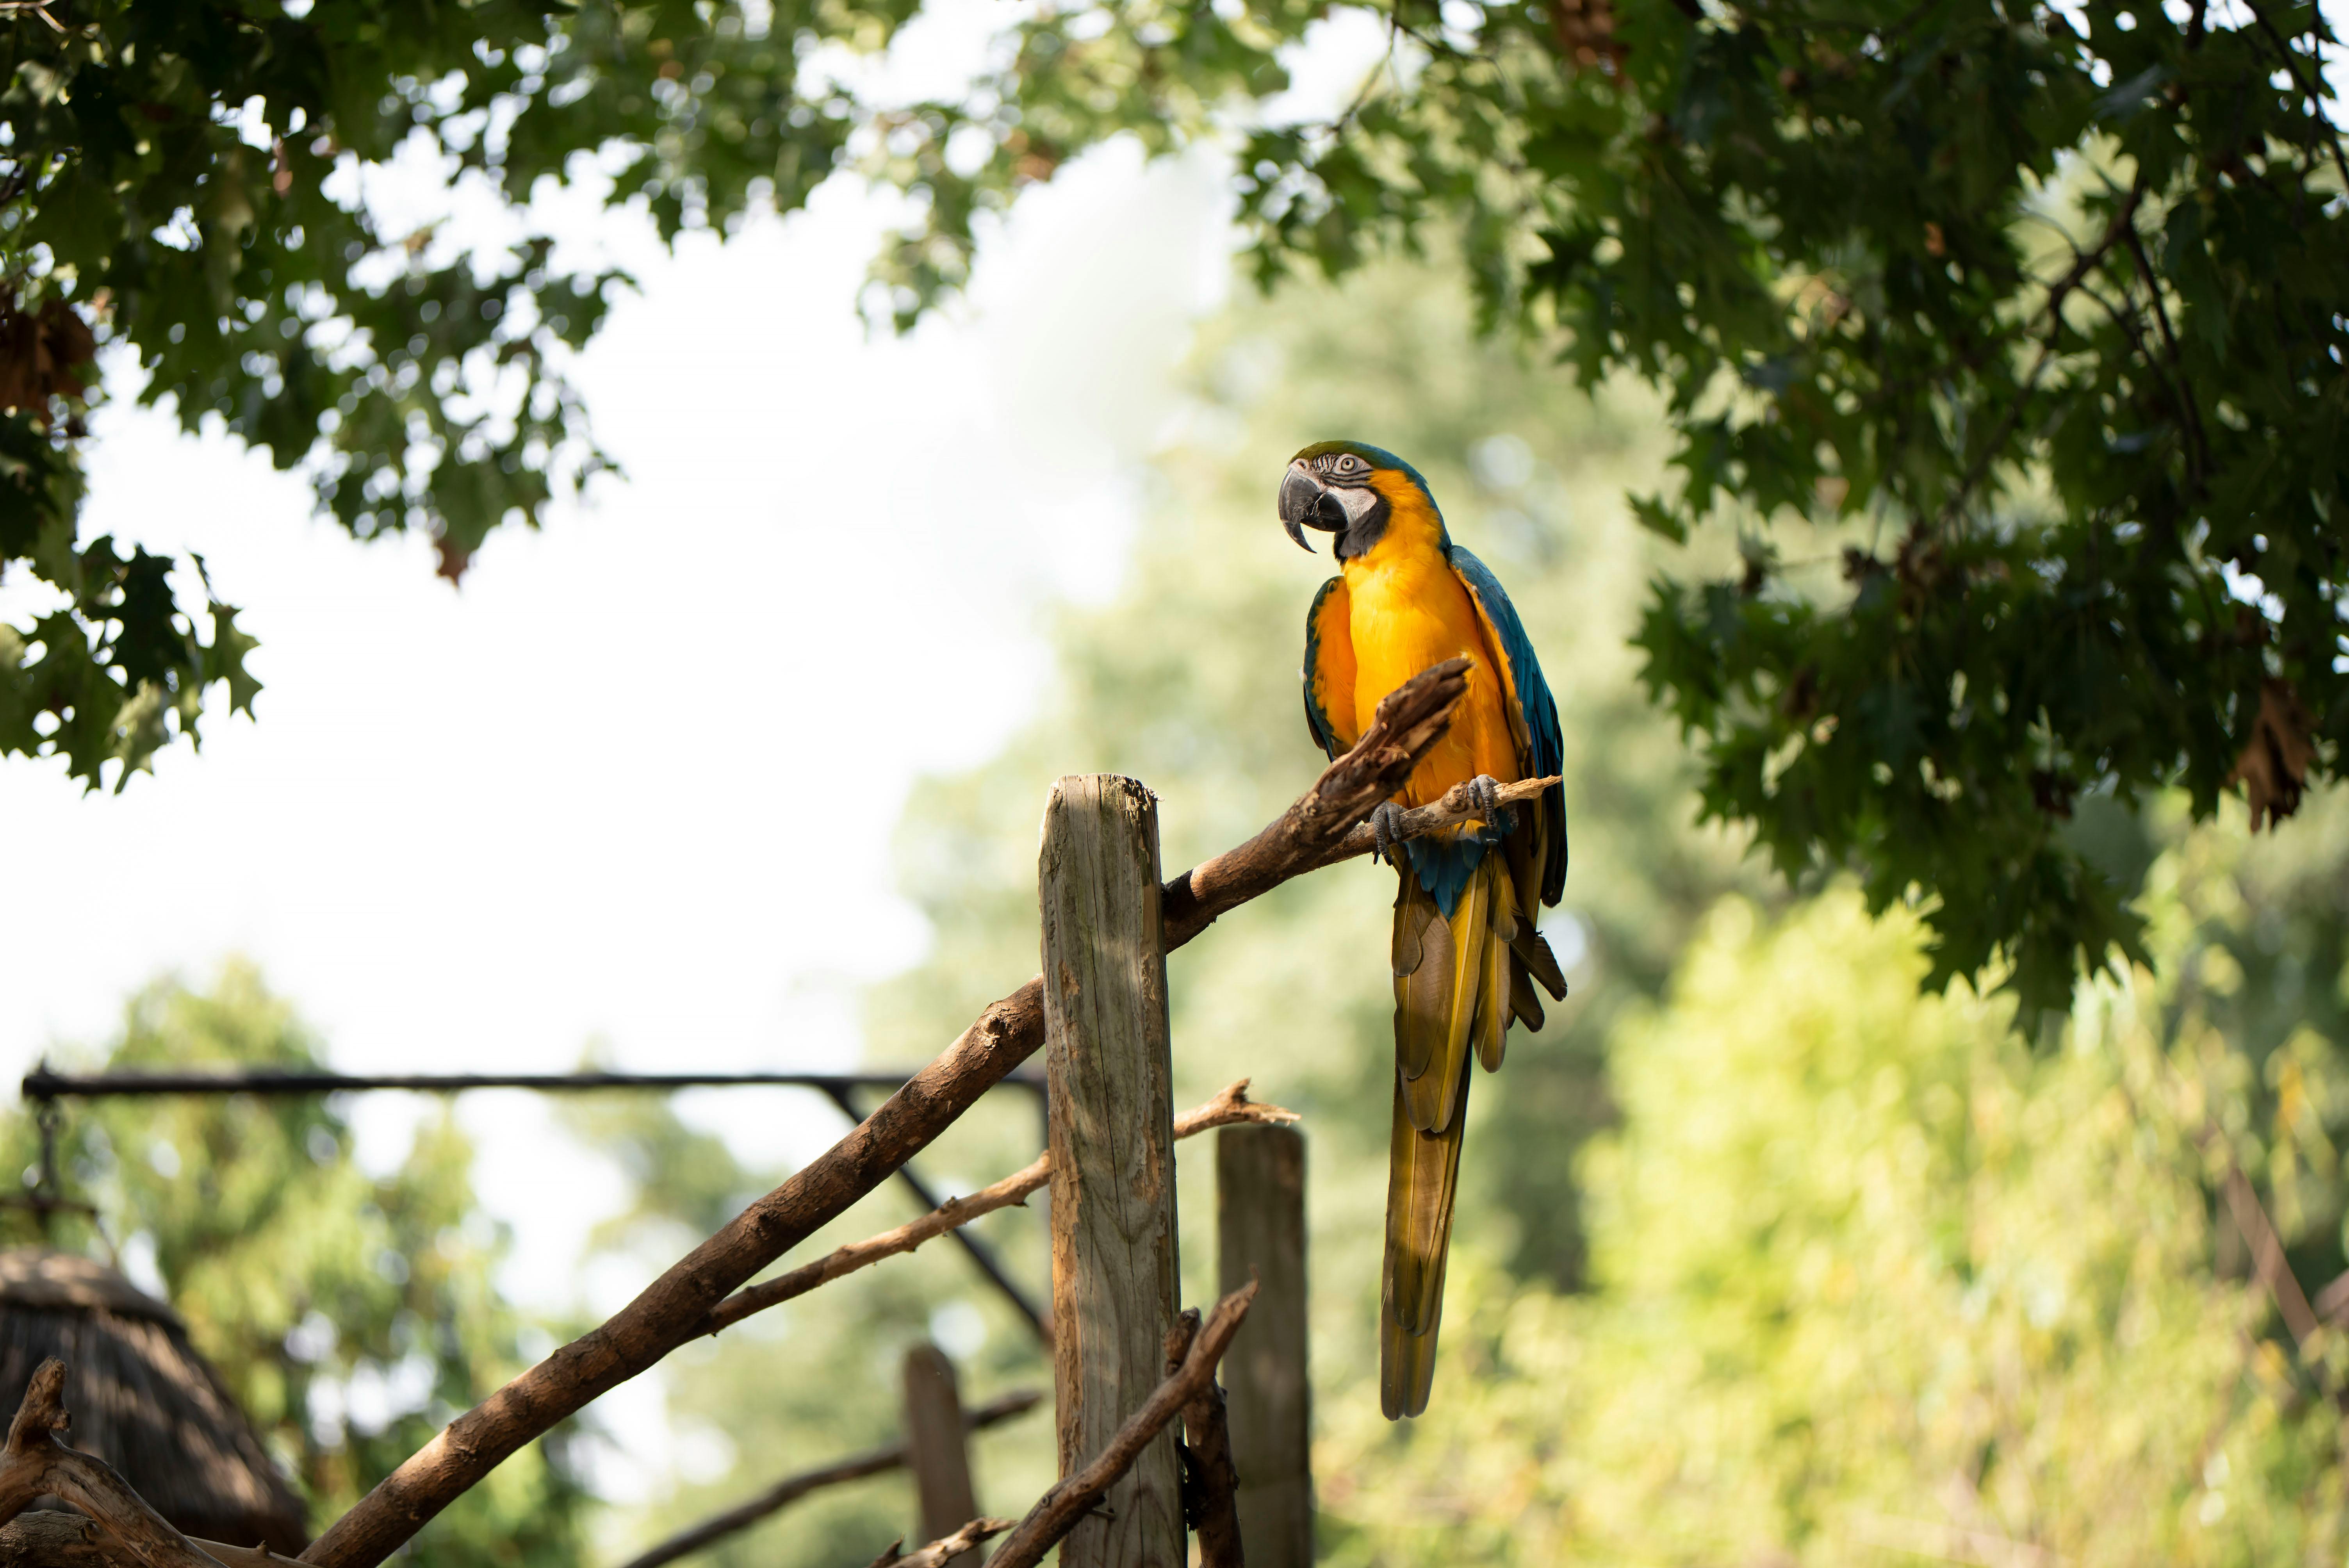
[
  {"left": 899, "top": 1347, "right": 978, "bottom": 1568},
  {"left": 0, "top": 1359, "right": 262, "bottom": 1568},
  {"left": 1216, "top": 1126, "right": 1311, "bottom": 1568},
  {"left": 299, "top": 659, "right": 1474, "bottom": 1568},
  {"left": 987, "top": 1283, "right": 1255, "bottom": 1568},
  {"left": 1041, "top": 775, "right": 1183, "bottom": 1568}
]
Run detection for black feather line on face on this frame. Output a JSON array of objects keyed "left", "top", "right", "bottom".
[{"left": 1333, "top": 490, "right": 1391, "bottom": 561}]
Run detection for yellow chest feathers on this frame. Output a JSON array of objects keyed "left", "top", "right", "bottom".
[{"left": 1340, "top": 481, "right": 1484, "bottom": 693}]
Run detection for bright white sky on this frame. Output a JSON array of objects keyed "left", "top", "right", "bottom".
[{"left": 0, "top": 146, "right": 1236, "bottom": 1231}]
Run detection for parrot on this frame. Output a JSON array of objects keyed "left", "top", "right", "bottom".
[{"left": 1278, "top": 439, "right": 1568, "bottom": 1420}]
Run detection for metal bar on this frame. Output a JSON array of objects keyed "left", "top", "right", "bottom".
[
  {"left": 816, "top": 1083, "right": 1053, "bottom": 1346},
  {"left": 22, "top": 1066, "right": 1046, "bottom": 1101}
]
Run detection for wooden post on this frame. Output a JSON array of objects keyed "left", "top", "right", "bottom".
[
  {"left": 1039, "top": 774, "right": 1183, "bottom": 1568},
  {"left": 1217, "top": 1124, "right": 1310, "bottom": 1568},
  {"left": 901, "top": 1344, "right": 982, "bottom": 1568}
]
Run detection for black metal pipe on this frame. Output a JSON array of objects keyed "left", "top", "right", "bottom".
[{"left": 21, "top": 1066, "right": 1046, "bottom": 1101}]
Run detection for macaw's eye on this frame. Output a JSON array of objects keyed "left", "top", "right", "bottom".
[{"left": 1338, "top": 455, "right": 1362, "bottom": 473}]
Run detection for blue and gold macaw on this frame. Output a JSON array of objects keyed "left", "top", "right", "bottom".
[{"left": 1279, "top": 440, "right": 1568, "bottom": 1420}]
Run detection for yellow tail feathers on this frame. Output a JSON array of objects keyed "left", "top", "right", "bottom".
[{"left": 1381, "top": 854, "right": 1517, "bottom": 1418}]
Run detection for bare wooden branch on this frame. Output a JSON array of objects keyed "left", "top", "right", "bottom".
[
  {"left": 700, "top": 1082, "right": 1295, "bottom": 1338},
  {"left": 863, "top": 1517, "right": 1016, "bottom": 1568},
  {"left": 611, "top": 1391, "right": 1040, "bottom": 1568},
  {"left": 1318, "top": 773, "right": 1558, "bottom": 870},
  {"left": 986, "top": 1283, "right": 1256, "bottom": 1568},
  {"left": 301, "top": 659, "right": 1467, "bottom": 1568},
  {"left": 2223, "top": 1161, "right": 2322, "bottom": 1349},
  {"left": 1163, "top": 1311, "right": 1243, "bottom": 1568},
  {"left": 0, "top": 1359, "right": 258, "bottom": 1568},
  {"left": 1159, "top": 658, "right": 1470, "bottom": 949}
]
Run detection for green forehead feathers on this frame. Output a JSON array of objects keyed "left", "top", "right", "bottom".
[{"left": 1291, "top": 440, "right": 1439, "bottom": 509}]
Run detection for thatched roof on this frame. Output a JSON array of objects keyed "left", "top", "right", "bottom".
[{"left": 0, "top": 1250, "right": 306, "bottom": 1554}]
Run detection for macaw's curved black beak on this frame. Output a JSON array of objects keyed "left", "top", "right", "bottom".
[{"left": 1279, "top": 461, "right": 1344, "bottom": 553}]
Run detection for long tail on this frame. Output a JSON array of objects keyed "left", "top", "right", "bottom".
[{"left": 1382, "top": 853, "right": 1517, "bottom": 1419}]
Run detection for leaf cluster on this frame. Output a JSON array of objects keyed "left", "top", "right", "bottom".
[
  {"left": 880, "top": 0, "right": 2347, "bottom": 1014},
  {"left": 0, "top": 0, "right": 911, "bottom": 786}
]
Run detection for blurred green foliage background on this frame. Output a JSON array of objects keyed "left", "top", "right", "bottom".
[{"left": 13, "top": 250, "right": 2349, "bottom": 1564}]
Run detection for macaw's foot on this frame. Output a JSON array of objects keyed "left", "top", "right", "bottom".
[
  {"left": 1371, "top": 801, "right": 1408, "bottom": 865},
  {"left": 1467, "top": 775, "right": 1507, "bottom": 825}
]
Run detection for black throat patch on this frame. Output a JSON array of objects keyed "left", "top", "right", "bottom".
[{"left": 1331, "top": 488, "right": 1391, "bottom": 561}]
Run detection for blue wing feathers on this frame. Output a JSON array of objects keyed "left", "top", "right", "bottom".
[
  {"left": 1300, "top": 546, "right": 1567, "bottom": 915},
  {"left": 1302, "top": 576, "right": 1346, "bottom": 758},
  {"left": 1447, "top": 547, "right": 1569, "bottom": 906}
]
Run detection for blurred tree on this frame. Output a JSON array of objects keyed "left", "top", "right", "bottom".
[
  {"left": 1313, "top": 875, "right": 2349, "bottom": 1564},
  {"left": 2, "top": 962, "right": 591, "bottom": 1565}
]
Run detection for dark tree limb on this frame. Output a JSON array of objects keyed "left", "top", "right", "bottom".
[
  {"left": 0, "top": 1359, "right": 287, "bottom": 1568},
  {"left": 1165, "top": 1310, "right": 1244, "bottom": 1568},
  {"left": 301, "top": 659, "right": 1466, "bottom": 1568},
  {"left": 987, "top": 1283, "right": 1258, "bottom": 1568},
  {"left": 611, "top": 1392, "right": 1041, "bottom": 1568}
]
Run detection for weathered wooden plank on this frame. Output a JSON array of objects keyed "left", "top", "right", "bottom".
[
  {"left": 900, "top": 1344, "right": 981, "bottom": 1568},
  {"left": 1217, "top": 1124, "right": 1311, "bottom": 1568},
  {"left": 1039, "top": 774, "right": 1183, "bottom": 1568}
]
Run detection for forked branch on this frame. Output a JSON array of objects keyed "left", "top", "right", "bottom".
[
  {"left": 986, "top": 1282, "right": 1258, "bottom": 1568},
  {"left": 700, "top": 1080, "right": 1296, "bottom": 1338}
]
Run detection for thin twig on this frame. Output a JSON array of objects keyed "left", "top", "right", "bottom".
[
  {"left": 2116, "top": 224, "right": 2210, "bottom": 486},
  {"left": 2239, "top": 0, "right": 2349, "bottom": 190},
  {"left": 2220, "top": 1160, "right": 2322, "bottom": 1348},
  {"left": 699, "top": 1082, "right": 1297, "bottom": 1337},
  {"left": 986, "top": 1283, "right": 1259, "bottom": 1568},
  {"left": 1939, "top": 176, "right": 2148, "bottom": 527},
  {"left": 864, "top": 1516, "right": 1017, "bottom": 1568},
  {"left": 613, "top": 1391, "right": 1041, "bottom": 1568}
]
